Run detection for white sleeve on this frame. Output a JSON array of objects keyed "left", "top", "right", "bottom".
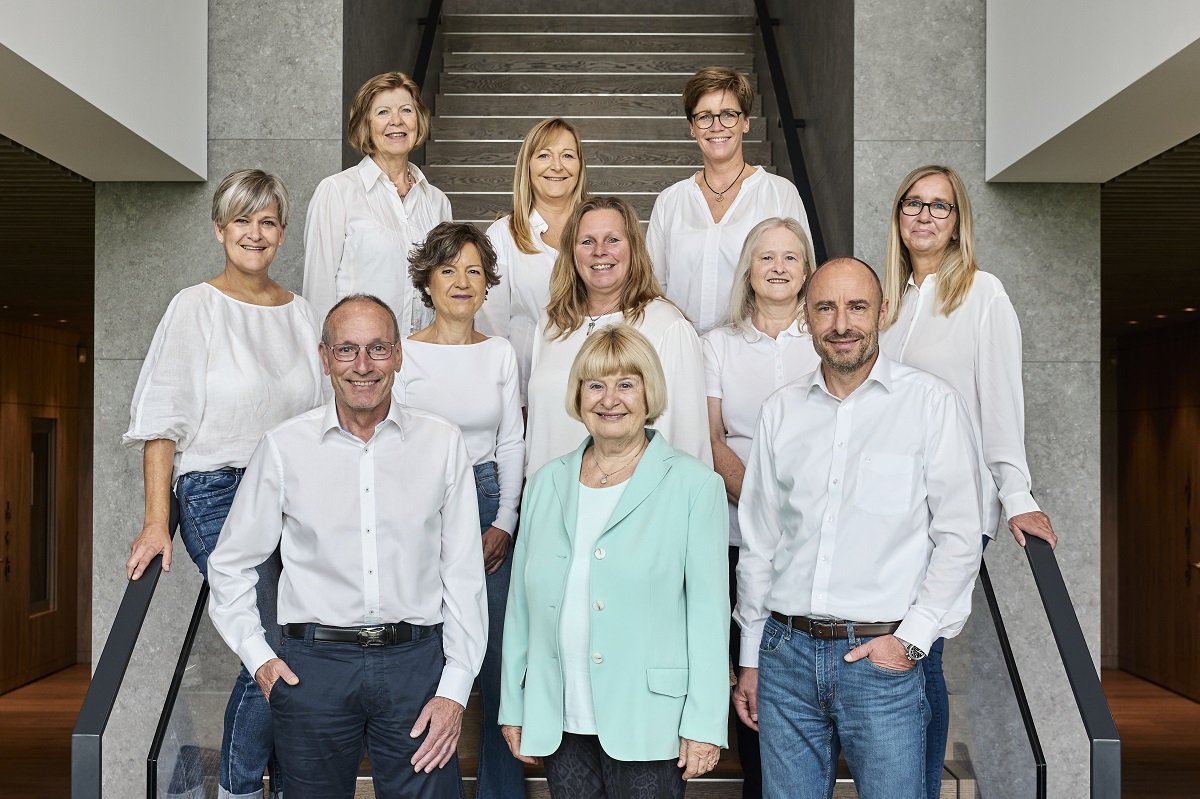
[
  {"left": 302, "top": 176, "right": 346, "bottom": 329},
  {"left": 491, "top": 344, "right": 525, "bottom": 534},
  {"left": 436, "top": 428, "right": 489, "bottom": 705},
  {"left": 977, "top": 293, "right": 1039, "bottom": 519},
  {"left": 477, "top": 220, "right": 512, "bottom": 338},
  {"left": 123, "top": 289, "right": 212, "bottom": 451},
  {"left": 776, "top": 177, "right": 813, "bottom": 256},
  {"left": 652, "top": 316, "right": 713, "bottom": 466},
  {"left": 734, "top": 400, "right": 784, "bottom": 667},
  {"left": 701, "top": 332, "right": 724, "bottom": 400},
  {"left": 207, "top": 434, "right": 286, "bottom": 676},
  {"left": 647, "top": 196, "right": 670, "bottom": 292}
]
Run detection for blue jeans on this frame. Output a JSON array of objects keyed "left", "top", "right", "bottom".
[
  {"left": 757, "top": 617, "right": 929, "bottom": 799},
  {"left": 472, "top": 462, "right": 524, "bottom": 799},
  {"left": 177, "top": 469, "right": 282, "bottom": 799}
]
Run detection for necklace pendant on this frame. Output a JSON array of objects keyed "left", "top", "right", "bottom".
[
  {"left": 587, "top": 321, "right": 596, "bottom": 335},
  {"left": 600, "top": 475, "right": 608, "bottom": 484},
  {"left": 715, "top": 193, "right": 725, "bottom": 202}
]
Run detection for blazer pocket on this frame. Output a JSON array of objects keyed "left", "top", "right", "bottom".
[{"left": 646, "top": 667, "right": 689, "bottom": 698}]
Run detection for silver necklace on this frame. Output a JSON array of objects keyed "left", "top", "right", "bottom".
[
  {"left": 586, "top": 301, "right": 621, "bottom": 334},
  {"left": 702, "top": 162, "right": 747, "bottom": 202},
  {"left": 592, "top": 437, "right": 648, "bottom": 485}
]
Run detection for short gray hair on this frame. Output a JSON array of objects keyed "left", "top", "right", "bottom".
[{"left": 211, "top": 169, "right": 291, "bottom": 228}]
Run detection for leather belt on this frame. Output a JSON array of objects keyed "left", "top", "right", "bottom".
[
  {"left": 770, "top": 611, "right": 900, "bottom": 640},
  {"left": 282, "top": 622, "right": 435, "bottom": 647}
]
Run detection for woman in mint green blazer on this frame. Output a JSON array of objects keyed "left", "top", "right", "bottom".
[{"left": 498, "top": 325, "right": 730, "bottom": 798}]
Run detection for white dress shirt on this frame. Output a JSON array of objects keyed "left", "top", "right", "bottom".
[
  {"left": 647, "top": 169, "right": 812, "bottom": 334},
  {"left": 122, "top": 283, "right": 325, "bottom": 483},
  {"left": 396, "top": 336, "right": 524, "bottom": 534},
  {"left": 735, "top": 353, "right": 985, "bottom": 662},
  {"left": 702, "top": 321, "right": 820, "bottom": 545},
  {"left": 880, "top": 270, "right": 1038, "bottom": 535},
  {"left": 524, "top": 298, "right": 713, "bottom": 476},
  {"left": 206, "top": 400, "right": 488, "bottom": 706},
  {"left": 478, "top": 212, "right": 558, "bottom": 404},
  {"left": 303, "top": 156, "right": 453, "bottom": 336}
]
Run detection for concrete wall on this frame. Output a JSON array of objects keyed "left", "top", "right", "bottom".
[
  {"left": 90, "top": 1, "right": 343, "bottom": 794},
  {"left": 0, "top": 0, "right": 206, "bottom": 180},
  {"left": 854, "top": 1, "right": 1100, "bottom": 796},
  {"left": 987, "top": 0, "right": 1200, "bottom": 181}
]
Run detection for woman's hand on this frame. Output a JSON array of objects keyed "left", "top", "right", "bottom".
[
  {"left": 677, "top": 738, "right": 721, "bottom": 779},
  {"left": 1007, "top": 510, "right": 1057, "bottom": 549},
  {"left": 126, "top": 522, "right": 173, "bottom": 580},
  {"left": 481, "top": 527, "right": 511, "bottom": 574},
  {"left": 500, "top": 725, "right": 541, "bottom": 765},
  {"left": 128, "top": 438, "right": 177, "bottom": 580}
]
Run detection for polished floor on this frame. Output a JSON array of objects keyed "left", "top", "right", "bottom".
[{"left": 0, "top": 665, "right": 1198, "bottom": 797}]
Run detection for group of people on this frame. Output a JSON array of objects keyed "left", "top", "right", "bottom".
[{"left": 122, "top": 65, "right": 1056, "bottom": 799}]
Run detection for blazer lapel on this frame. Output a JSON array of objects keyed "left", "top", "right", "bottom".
[
  {"left": 553, "top": 439, "right": 588, "bottom": 543},
  {"left": 603, "top": 430, "right": 673, "bottom": 533}
]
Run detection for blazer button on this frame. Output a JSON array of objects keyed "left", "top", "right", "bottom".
[
  {"left": 592, "top": 600, "right": 605, "bottom": 611},
  {"left": 592, "top": 652, "right": 603, "bottom": 663},
  {"left": 594, "top": 548, "right": 606, "bottom": 559}
]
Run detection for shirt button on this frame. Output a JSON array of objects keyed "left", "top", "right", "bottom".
[
  {"left": 365, "top": 487, "right": 371, "bottom": 493},
  {"left": 366, "top": 528, "right": 372, "bottom": 534},
  {"left": 592, "top": 652, "right": 603, "bottom": 663},
  {"left": 837, "top": 442, "right": 844, "bottom": 448},
  {"left": 822, "top": 555, "right": 828, "bottom": 561},
  {"left": 368, "top": 569, "right": 374, "bottom": 574},
  {"left": 827, "top": 515, "right": 834, "bottom": 522},
  {"left": 594, "top": 548, "right": 606, "bottom": 559},
  {"left": 592, "top": 600, "right": 605, "bottom": 611},
  {"left": 832, "top": 478, "right": 838, "bottom": 485},
  {"left": 816, "top": 593, "right": 823, "bottom": 599}
]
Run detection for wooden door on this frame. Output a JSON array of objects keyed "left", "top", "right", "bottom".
[{"left": 0, "top": 324, "right": 80, "bottom": 694}]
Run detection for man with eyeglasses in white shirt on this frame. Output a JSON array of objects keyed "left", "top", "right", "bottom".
[
  {"left": 732, "top": 258, "right": 984, "bottom": 799},
  {"left": 207, "top": 293, "right": 486, "bottom": 799}
]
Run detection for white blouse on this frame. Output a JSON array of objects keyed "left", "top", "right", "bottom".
[
  {"left": 477, "top": 211, "right": 558, "bottom": 405},
  {"left": 559, "top": 480, "right": 628, "bottom": 735},
  {"left": 880, "top": 270, "right": 1039, "bottom": 535},
  {"left": 524, "top": 298, "right": 712, "bottom": 476},
  {"left": 647, "top": 168, "right": 812, "bottom": 335},
  {"left": 395, "top": 337, "right": 524, "bottom": 534},
  {"left": 303, "top": 156, "right": 453, "bottom": 336},
  {"left": 123, "top": 283, "right": 325, "bottom": 483},
  {"left": 702, "top": 321, "right": 820, "bottom": 546}
]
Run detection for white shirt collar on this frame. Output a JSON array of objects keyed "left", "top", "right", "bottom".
[
  {"left": 528, "top": 207, "right": 549, "bottom": 236},
  {"left": 321, "top": 397, "right": 405, "bottom": 440},
  {"left": 355, "top": 155, "right": 427, "bottom": 193},
  {"left": 806, "top": 348, "right": 897, "bottom": 400}
]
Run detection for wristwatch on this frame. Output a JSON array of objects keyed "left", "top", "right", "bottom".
[{"left": 896, "top": 637, "right": 927, "bottom": 662}]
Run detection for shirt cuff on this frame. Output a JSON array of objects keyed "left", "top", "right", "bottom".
[
  {"left": 739, "top": 630, "right": 762, "bottom": 668},
  {"left": 1001, "top": 491, "right": 1041, "bottom": 521},
  {"left": 240, "top": 635, "right": 279, "bottom": 679},
  {"left": 436, "top": 663, "right": 475, "bottom": 707},
  {"left": 492, "top": 507, "right": 517, "bottom": 535},
  {"left": 893, "top": 616, "right": 938, "bottom": 656}
]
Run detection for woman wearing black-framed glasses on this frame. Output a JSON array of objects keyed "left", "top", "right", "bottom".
[{"left": 647, "top": 66, "right": 813, "bottom": 336}]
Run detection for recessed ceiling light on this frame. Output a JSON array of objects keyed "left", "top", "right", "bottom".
[
  {"left": 31, "top": 313, "right": 40, "bottom": 317},
  {"left": 1128, "top": 320, "right": 1139, "bottom": 325},
  {"left": 1156, "top": 314, "right": 1168, "bottom": 319},
  {"left": 1185, "top": 307, "right": 1197, "bottom": 312},
  {"left": 58, "top": 319, "right": 68, "bottom": 323}
]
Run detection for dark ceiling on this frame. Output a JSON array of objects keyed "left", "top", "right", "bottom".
[
  {"left": 0, "top": 135, "right": 94, "bottom": 336},
  {"left": 1102, "top": 133, "right": 1200, "bottom": 337}
]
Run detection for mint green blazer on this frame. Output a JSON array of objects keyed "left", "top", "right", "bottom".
[{"left": 498, "top": 429, "right": 730, "bottom": 760}]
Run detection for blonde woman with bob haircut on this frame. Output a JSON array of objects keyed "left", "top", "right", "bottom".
[
  {"left": 479, "top": 118, "right": 589, "bottom": 404},
  {"left": 701, "top": 216, "right": 818, "bottom": 799},
  {"left": 125, "top": 169, "right": 324, "bottom": 799},
  {"left": 304, "top": 71, "right": 452, "bottom": 336},
  {"left": 879, "top": 163, "right": 1056, "bottom": 799},
  {"left": 500, "top": 325, "right": 730, "bottom": 799},
  {"left": 647, "top": 66, "right": 812, "bottom": 335},
  {"left": 523, "top": 197, "right": 711, "bottom": 476}
]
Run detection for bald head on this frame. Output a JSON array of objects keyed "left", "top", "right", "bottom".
[{"left": 801, "top": 257, "right": 883, "bottom": 308}]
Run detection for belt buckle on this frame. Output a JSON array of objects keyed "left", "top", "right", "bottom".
[
  {"left": 357, "top": 626, "right": 388, "bottom": 647},
  {"left": 809, "top": 618, "right": 838, "bottom": 638}
]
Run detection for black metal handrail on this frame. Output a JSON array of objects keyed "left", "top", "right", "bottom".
[
  {"left": 753, "top": 0, "right": 827, "bottom": 263},
  {"left": 412, "top": 0, "right": 444, "bottom": 92},
  {"left": 1023, "top": 537, "right": 1121, "bottom": 798},
  {"left": 146, "top": 582, "right": 211, "bottom": 797},
  {"left": 72, "top": 501, "right": 179, "bottom": 799},
  {"left": 980, "top": 558, "right": 1048, "bottom": 797}
]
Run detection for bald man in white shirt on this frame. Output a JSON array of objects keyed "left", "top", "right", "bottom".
[
  {"left": 207, "top": 294, "right": 486, "bottom": 799},
  {"left": 732, "top": 259, "right": 984, "bottom": 799}
]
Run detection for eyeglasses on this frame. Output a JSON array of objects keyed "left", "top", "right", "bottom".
[
  {"left": 898, "top": 199, "right": 956, "bottom": 219},
  {"left": 325, "top": 342, "right": 398, "bottom": 362},
  {"left": 690, "top": 110, "right": 744, "bottom": 129}
]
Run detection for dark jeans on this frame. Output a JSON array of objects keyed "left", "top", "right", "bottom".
[
  {"left": 270, "top": 627, "right": 462, "bottom": 799},
  {"left": 728, "top": 546, "right": 762, "bottom": 798},
  {"left": 543, "top": 733, "right": 685, "bottom": 799}
]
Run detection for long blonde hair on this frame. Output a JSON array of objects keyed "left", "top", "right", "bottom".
[
  {"left": 724, "top": 217, "right": 815, "bottom": 335},
  {"left": 882, "top": 164, "right": 978, "bottom": 328},
  {"left": 544, "top": 197, "right": 665, "bottom": 341},
  {"left": 509, "top": 118, "right": 588, "bottom": 255}
]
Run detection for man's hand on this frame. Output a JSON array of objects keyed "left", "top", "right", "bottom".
[
  {"left": 254, "top": 658, "right": 298, "bottom": 701},
  {"left": 127, "top": 523, "right": 173, "bottom": 580},
  {"left": 1008, "top": 511, "right": 1057, "bottom": 549},
  {"left": 481, "top": 527, "right": 511, "bottom": 574},
  {"left": 410, "top": 696, "right": 464, "bottom": 773},
  {"left": 844, "top": 634, "right": 914, "bottom": 671},
  {"left": 732, "top": 667, "right": 759, "bottom": 731},
  {"left": 678, "top": 738, "right": 721, "bottom": 779},
  {"left": 500, "top": 725, "right": 541, "bottom": 765}
]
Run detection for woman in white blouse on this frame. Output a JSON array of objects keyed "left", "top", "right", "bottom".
[
  {"left": 303, "top": 71, "right": 452, "bottom": 337},
  {"left": 525, "top": 196, "right": 711, "bottom": 476},
  {"left": 478, "top": 118, "right": 589, "bottom": 404},
  {"left": 397, "top": 222, "right": 525, "bottom": 799},
  {"left": 702, "top": 217, "right": 816, "bottom": 799},
  {"left": 879, "top": 164, "right": 1057, "bottom": 799},
  {"left": 647, "top": 66, "right": 812, "bottom": 335},
  {"left": 124, "top": 170, "right": 325, "bottom": 799}
]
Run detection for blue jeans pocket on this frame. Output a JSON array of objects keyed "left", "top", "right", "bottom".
[
  {"left": 759, "top": 618, "right": 787, "bottom": 654},
  {"left": 176, "top": 468, "right": 244, "bottom": 577},
  {"left": 474, "top": 461, "right": 501, "bottom": 498},
  {"left": 864, "top": 658, "right": 918, "bottom": 677}
]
